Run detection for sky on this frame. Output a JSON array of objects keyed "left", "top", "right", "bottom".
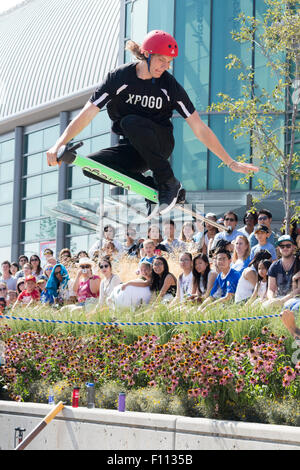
[{"left": 0, "top": 0, "right": 27, "bottom": 14}]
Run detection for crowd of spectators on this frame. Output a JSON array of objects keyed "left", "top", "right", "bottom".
[{"left": 0, "top": 209, "right": 299, "bottom": 343}]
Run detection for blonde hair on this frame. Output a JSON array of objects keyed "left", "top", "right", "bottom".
[
  {"left": 125, "top": 40, "right": 145, "bottom": 60},
  {"left": 232, "top": 235, "right": 250, "bottom": 262}
]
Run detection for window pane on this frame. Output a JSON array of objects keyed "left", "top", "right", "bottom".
[
  {"left": 71, "top": 187, "right": 90, "bottom": 200},
  {"left": 0, "top": 203, "right": 12, "bottom": 225},
  {"left": 23, "top": 218, "right": 56, "bottom": 242},
  {"left": 208, "top": 115, "right": 250, "bottom": 190},
  {"left": 43, "top": 125, "right": 60, "bottom": 150},
  {"left": 174, "top": 0, "right": 211, "bottom": 109},
  {"left": 24, "top": 152, "right": 43, "bottom": 175},
  {"left": 24, "top": 175, "right": 41, "bottom": 197},
  {"left": 0, "top": 246, "right": 11, "bottom": 263},
  {"left": 91, "top": 110, "right": 112, "bottom": 135},
  {"left": 40, "top": 217, "right": 57, "bottom": 240},
  {"left": 24, "top": 130, "right": 44, "bottom": 154},
  {"left": 91, "top": 133, "right": 111, "bottom": 153},
  {"left": 0, "top": 160, "right": 14, "bottom": 182},
  {"left": 42, "top": 171, "right": 58, "bottom": 194},
  {"left": 210, "top": 0, "right": 252, "bottom": 103},
  {"left": 148, "top": 0, "right": 174, "bottom": 33},
  {"left": 23, "top": 220, "right": 41, "bottom": 241},
  {"left": 172, "top": 116, "right": 208, "bottom": 191},
  {"left": 24, "top": 242, "right": 40, "bottom": 258},
  {"left": 0, "top": 181, "right": 13, "bottom": 203},
  {"left": 0, "top": 139, "right": 14, "bottom": 162},
  {"left": 41, "top": 194, "right": 58, "bottom": 216},
  {"left": 70, "top": 165, "right": 85, "bottom": 188},
  {"left": 0, "top": 226, "right": 11, "bottom": 247},
  {"left": 89, "top": 184, "right": 101, "bottom": 199},
  {"left": 23, "top": 198, "right": 41, "bottom": 219},
  {"left": 125, "top": 2, "right": 131, "bottom": 38}
]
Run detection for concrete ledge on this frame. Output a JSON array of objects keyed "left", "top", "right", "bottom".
[{"left": 0, "top": 401, "right": 300, "bottom": 450}]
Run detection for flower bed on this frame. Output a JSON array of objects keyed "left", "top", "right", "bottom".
[{"left": 1, "top": 322, "right": 299, "bottom": 425}]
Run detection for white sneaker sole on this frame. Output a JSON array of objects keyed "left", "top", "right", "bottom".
[{"left": 159, "top": 184, "right": 182, "bottom": 215}]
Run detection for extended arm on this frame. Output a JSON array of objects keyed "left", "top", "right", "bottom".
[
  {"left": 46, "top": 101, "right": 100, "bottom": 166},
  {"left": 186, "top": 111, "right": 259, "bottom": 175}
]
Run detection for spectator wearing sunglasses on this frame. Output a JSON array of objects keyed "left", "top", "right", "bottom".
[
  {"left": 43, "top": 264, "right": 54, "bottom": 279},
  {"left": 73, "top": 257, "right": 100, "bottom": 306},
  {"left": 45, "top": 263, "right": 70, "bottom": 305},
  {"left": 211, "top": 211, "right": 243, "bottom": 252},
  {"left": 262, "top": 235, "right": 299, "bottom": 309},
  {"left": 98, "top": 256, "right": 121, "bottom": 307},
  {"left": 0, "top": 260, "right": 17, "bottom": 291},
  {"left": 30, "top": 255, "right": 44, "bottom": 280},
  {"left": 249, "top": 209, "right": 277, "bottom": 249}
]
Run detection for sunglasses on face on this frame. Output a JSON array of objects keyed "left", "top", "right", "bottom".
[
  {"left": 31, "top": 258, "right": 39, "bottom": 262},
  {"left": 80, "top": 265, "right": 90, "bottom": 269},
  {"left": 225, "top": 217, "right": 235, "bottom": 222},
  {"left": 279, "top": 244, "right": 292, "bottom": 249},
  {"left": 258, "top": 216, "right": 268, "bottom": 221},
  {"left": 99, "top": 264, "right": 109, "bottom": 269},
  {"left": 54, "top": 270, "right": 62, "bottom": 275}
]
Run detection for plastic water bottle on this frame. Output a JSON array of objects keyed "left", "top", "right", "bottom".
[
  {"left": 72, "top": 387, "right": 80, "bottom": 407},
  {"left": 48, "top": 387, "right": 55, "bottom": 406},
  {"left": 118, "top": 392, "right": 126, "bottom": 412},
  {"left": 86, "top": 382, "right": 95, "bottom": 409}
]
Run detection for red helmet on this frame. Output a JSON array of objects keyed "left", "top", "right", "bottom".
[{"left": 140, "top": 30, "right": 178, "bottom": 58}]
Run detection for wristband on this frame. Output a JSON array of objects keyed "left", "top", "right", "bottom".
[{"left": 228, "top": 161, "right": 235, "bottom": 169}]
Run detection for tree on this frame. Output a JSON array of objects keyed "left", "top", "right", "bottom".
[{"left": 209, "top": 0, "right": 300, "bottom": 232}]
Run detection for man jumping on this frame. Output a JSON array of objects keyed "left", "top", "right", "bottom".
[{"left": 47, "top": 30, "right": 259, "bottom": 217}]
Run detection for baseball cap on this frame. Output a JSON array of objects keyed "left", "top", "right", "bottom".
[
  {"left": 25, "top": 275, "right": 36, "bottom": 283},
  {"left": 254, "top": 224, "right": 269, "bottom": 234},
  {"left": 276, "top": 235, "right": 295, "bottom": 246}
]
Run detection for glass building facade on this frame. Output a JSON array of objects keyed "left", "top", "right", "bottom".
[{"left": 0, "top": 0, "right": 298, "bottom": 264}]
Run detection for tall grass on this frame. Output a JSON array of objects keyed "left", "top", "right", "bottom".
[{"left": 1, "top": 254, "right": 289, "bottom": 350}]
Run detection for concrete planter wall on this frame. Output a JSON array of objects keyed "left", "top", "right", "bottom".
[{"left": 1, "top": 400, "right": 300, "bottom": 450}]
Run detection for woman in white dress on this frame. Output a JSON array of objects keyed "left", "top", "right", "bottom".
[
  {"left": 98, "top": 256, "right": 121, "bottom": 307},
  {"left": 235, "top": 250, "right": 272, "bottom": 304}
]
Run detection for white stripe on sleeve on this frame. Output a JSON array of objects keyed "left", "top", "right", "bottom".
[
  {"left": 177, "top": 101, "right": 191, "bottom": 118},
  {"left": 93, "top": 92, "right": 109, "bottom": 107}
]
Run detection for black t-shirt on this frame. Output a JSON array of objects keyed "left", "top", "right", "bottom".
[
  {"left": 89, "top": 62, "right": 195, "bottom": 134},
  {"left": 268, "top": 258, "right": 296, "bottom": 296}
]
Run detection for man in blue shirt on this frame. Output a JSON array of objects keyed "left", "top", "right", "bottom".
[{"left": 198, "top": 247, "right": 240, "bottom": 313}]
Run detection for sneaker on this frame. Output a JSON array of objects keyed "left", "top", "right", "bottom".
[
  {"left": 158, "top": 177, "right": 182, "bottom": 215},
  {"left": 177, "top": 187, "right": 186, "bottom": 204}
]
